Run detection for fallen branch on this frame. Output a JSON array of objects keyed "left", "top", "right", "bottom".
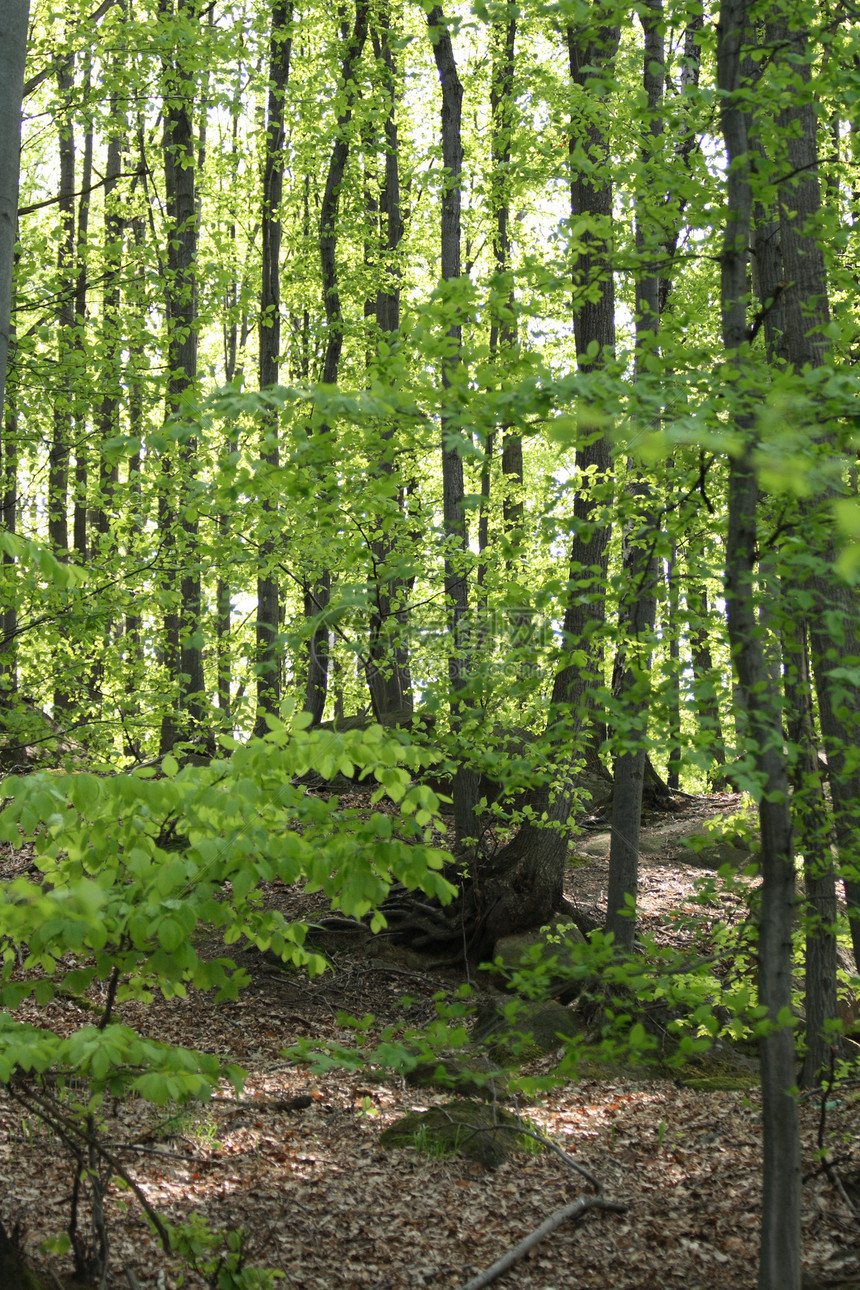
[
  {"left": 455, "top": 1116, "right": 627, "bottom": 1290},
  {"left": 459, "top": 1195, "right": 626, "bottom": 1290}
]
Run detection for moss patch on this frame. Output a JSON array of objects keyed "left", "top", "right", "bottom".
[
  {"left": 680, "top": 1074, "right": 760, "bottom": 1092},
  {"left": 380, "top": 1100, "right": 540, "bottom": 1169},
  {"left": 472, "top": 997, "right": 580, "bottom": 1062}
]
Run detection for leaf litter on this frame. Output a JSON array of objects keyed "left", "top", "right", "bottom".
[{"left": 0, "top": 792, "right": 858, "bottom": 1290}]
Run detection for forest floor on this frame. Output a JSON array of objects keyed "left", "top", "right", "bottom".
[{"left": 2, "top": 790, "right": 860, "bottom": 1290}]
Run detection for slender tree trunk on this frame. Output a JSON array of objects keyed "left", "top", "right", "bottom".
[
  {"left": 479, "top": 13, "right": 519, "bottom": 596},
  {"left": 606, "top": 0, "right": 663, "bottom": 951},
  {"left": 119, "top": 213, "right": 146, "bottom": 759},
  {"left": 0, "top": 0, "right": 29, "bottom": 421},
  {"left": 49, "top": 53, "right": 75, "bottom": 563},
  {"left": 458, "top": 14, "right": 619, "bottom": 954},
  {"left": 95, "top": 93, "right": 124, "bottom": 548},
  {"left": 159, "top": 0, "right": 204, "bottom": 751},
  {"left": 303, "top": 1, "right": 370, "bottom": 726},
  {"left": 427, "top": 5, "right": 480, "bottom": 844},
  {"left": 0, "top": 393, "right": 18, "bottom": 703},
  {"left": 72, "top": 53, "right": 93, "bottom": 567},
  {"left": 686, "top": 580, "right": 726, "bottom": 776},
  {"left": 0, "top": 0, "right": 26, "bottom": 710},
  {"left": 765, "top": 11, "right": 860, "bottom": 978},
  {"left": 717, "top": 7, "right": 801, "bottom": 1287},
  {"left": 665, "top": 547, "right": 681, "bottom": 789},
  {"left": 782, "top": 610, "right": 840, "bottom": 1087},
  {"left": 366, "top": 9, "right": 412, "bottom": 720},
  {"left": 256, "top": 0, "right": 293, "bottom": 731}
]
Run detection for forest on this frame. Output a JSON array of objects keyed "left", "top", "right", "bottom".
[{"left": 0, "top": 0, "right": 859, "bottom": 1286}]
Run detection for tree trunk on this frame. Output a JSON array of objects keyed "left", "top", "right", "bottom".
[
  {"left": 457, "top": 14, "right": 620, "bottom": 954},
  {"left": 427, "top": 5, "right": 480, "bottom": 845},
  {"left": 765, "top": 10, "right": 860, "bottom": 980},
  {"left": 303, "top": 1, "right": 370, "bottom": 727},
  {"left": 782, "top": 610, "right": 840, "bottom": 1087},
  {"left": 606, "top": 0, "right": 663, "bottom": 951},
  {"left": 72, "top": 53, "right": 93, "bottom": 569},
  {"left": 665, "top": 547, "right": 682, "bottom": 790},
  {"left": 0, "top": 0, "right": 28, "bottom": 420},
  {"left": 159, "top": 0, "right": 204, "bottom": 752},
  {"left": 686, "top": 580, "right": 726, "bottom": 777},
  {"left": 256, "top": 0, "right": 293, "bottom": 730},
  {"left": 717, "top": 6, "right": 801, "bottom": 1287},
  {"left": 366, "top": 8, "right": 412, "bottom": 721},
  {"left": 0, "top": 393, "right": 19, "bottom": 703},
  {"left": 49, "top": 52, "right": 75, "bottom": 564}
]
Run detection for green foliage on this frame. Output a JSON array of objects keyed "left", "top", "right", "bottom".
[
  {"left": 170, "top": 1216, "right": 283, "bottom": 1290},
  {"left": 0, "top": 715, "right": 454, "bottom": 1278}
]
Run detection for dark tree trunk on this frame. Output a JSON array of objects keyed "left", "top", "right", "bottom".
[
  {"left": 427, "top": 5, "right": 480, "bottom": 844},
  {"left": 717, "top": 6, "right": 801, "bottom": 1287},
  {"left": 686, "top": 580, "right": 726, "bottom": 776},
  {"left": 0, "top": 393, "right": 18, "bottom": 703},
  {"left": 606, "top": 0, "right": 663, "bottom": 951},
  {"left": 120, "top": 214, "right": 146, "bottom": 758},
  {"left": 72, "top": 54, "right": 93, "bottom": 568},
  {"left": 782, "top": 611, "right": 840, "bottom": 1087},
  {"left": 0, "top": 0, "right": 28, "bottom": 420},
  {"left": 365, "top": 9, "right": 413, "bottom": 721},
  {"left": 303, "top": 1, "right": 370, "bottom": 727},
  {"left": 484, "top": 15, "right": 521, "bottom": 568},
  {"left": 95, "top": 101, "right": 123, "bottom": 555},
  {"left": 159, "top": 0, "right": 204, "bottom": 751},
  {"left": 665, "top": 547, "right": 682, "bottom": 790},
  {"left": 456, "top": 14, "right": 620, "bottom": 955},
  {"left": 256, "top": 0, "right": 293, "bottom": 731},
  {"left": 764, "top": 12, "right": 860, "bottom": 980},
  {"left": 49, "top": 53, "right": 75, "bottom": 564},
  {"left": 0, "top": 5, "right": 22, "bottom": 704}
]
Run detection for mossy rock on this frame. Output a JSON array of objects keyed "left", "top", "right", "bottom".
[
  {"left": 380, "top": 1100, "right": 539, "bottom": 1169},
  {"left": 493, "top": 917, "right": 586, "bottom": 979},
  {"left": 680, "top": 1074, "right": 760, "bottom": 1092},
  {"left": 473, "top": 997, "right": 580, "bottom": 1062},
  {"left": 682, "top": 837, "right": 755, "bottom": 870},
  {"left": 404, "top": 1054, "right": 509, "bottom": 1100},
  {"left": 571, "top": 1053, "right": 663, "bottom": 1082},
  {"left": 676, "top": 1048, "right": 760, "bottom": 1092}
]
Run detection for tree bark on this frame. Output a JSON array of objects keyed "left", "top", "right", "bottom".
[
  {"left": 457, "top": 13, "right": 620, "bottom": 955},
  {"left": 159, "top": 0, "right": 205, "bottom": 752},
  {"left": 365, "top": 9, "right": 413, "bottom": 721},
  {"left": 781, "top": 610, "right": 840, "bottom": 1087},
  {"left": 717, "top": 6, "right": 801, "bottom": 1287},
  {"left": 427, "top": 5, "right": 480, "bottom": 845},
  {"left": 303, "top": 2, "right": 370, "bottom": 727},
  {"left": 686, "top": 580, "right": 726, "bottom": 776},
  {"left": 606, "top": 0, "right": 663, "bottom": 951},
  {"left": 256, "top": 0, "right": 293, "bottom": 730},
  {"left": 49, "top": 52, "right": 75, "bottom": 564},
  {"left": 0, "top": 0, "right": 28, "bottom": 421},
  {"left": 0, "top": 0, "right": 26, "bottom": 705},
  {"left": 765, "top": 10, "right": 860, "bottom": 980}
]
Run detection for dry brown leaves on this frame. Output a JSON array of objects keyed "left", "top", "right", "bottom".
[{"left": 0, "top": 794, "right": 858, "bottom": 1290}]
